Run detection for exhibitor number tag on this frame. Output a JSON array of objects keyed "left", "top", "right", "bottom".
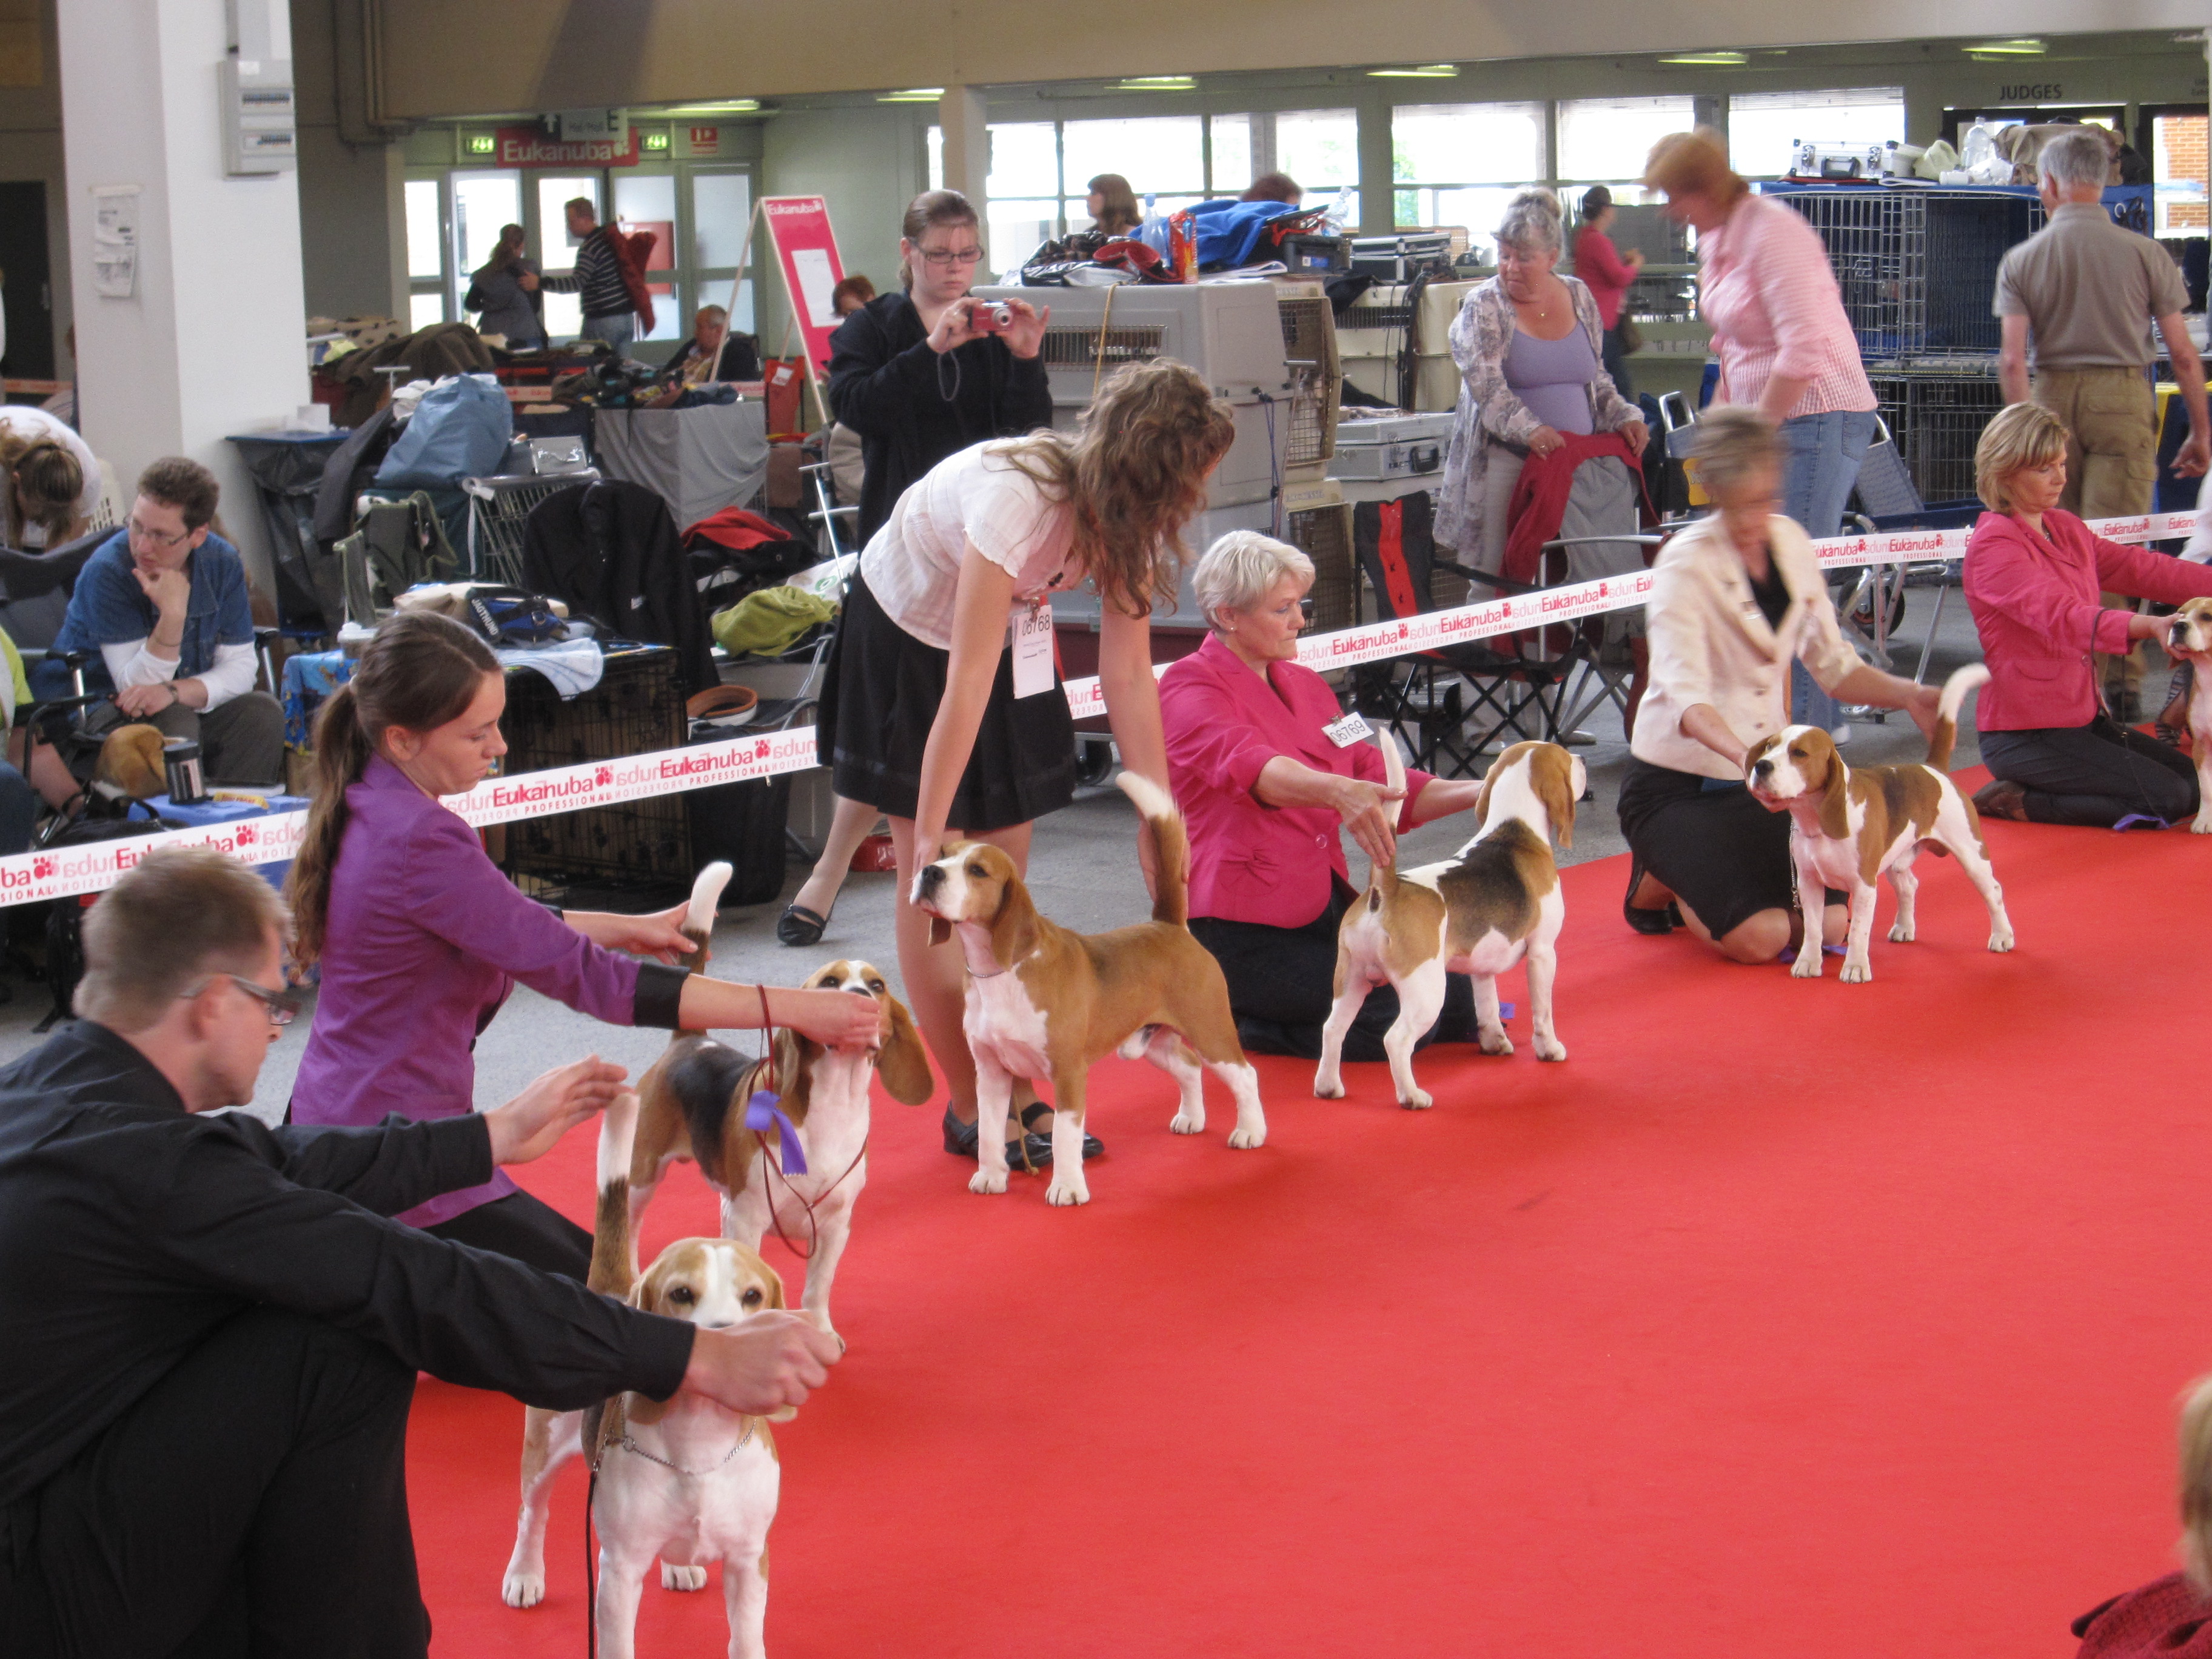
[
  {"left": 1323, "top": 712, "right": 1375, "bottom": 748},
  {"left": 1011, "top": 602, "right": 1055, "bottom": 699}
]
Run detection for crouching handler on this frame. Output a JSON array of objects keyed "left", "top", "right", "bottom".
[
  {"left": 0, "top": 848, "right": 842, "bottom": 1658},
  {"left": 1160, "top": 531, "right": 1486, "bottom": 1060},
  {"left": 286, "top": 612, "right": 880, "bottom": 1279}
]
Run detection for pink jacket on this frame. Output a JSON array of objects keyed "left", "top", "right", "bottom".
[
  {"left": 1963, "top": 509, "right": 2212, "bottom": 731},
  {"left": 1572, "top": 226, "right": 1635, "bottom": 330},
  {"left": 1698, "top": 192, "right": 1875, "bottom": 418},
  {"left": 1161, "top": 633, "right": 1432, "bottom": 930}
]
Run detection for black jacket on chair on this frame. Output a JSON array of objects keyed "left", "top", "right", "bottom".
[{"left": 520, "top": 479, "right": 716, "bottom": 692}]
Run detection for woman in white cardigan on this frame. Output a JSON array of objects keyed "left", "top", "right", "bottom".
[{"left": 1618, "top": 409, "right": 1940, "bottom": 962}]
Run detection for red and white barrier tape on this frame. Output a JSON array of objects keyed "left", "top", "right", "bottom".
[{"left": 1, "top": 507, "right": 2198, "bottom": 908}]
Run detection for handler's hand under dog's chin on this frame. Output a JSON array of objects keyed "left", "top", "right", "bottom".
[
  {"left": 683, "top": 1314, "right": 841, "bottom": 1415},
  {"left": 484, "top": 1057, "right": 629, "bottom": 1165}
]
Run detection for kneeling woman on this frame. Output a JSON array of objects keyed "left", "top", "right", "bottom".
[
  {"left": 1620, "top": 409, "right": 1940, "bottom": 962},
  {"left": 820, "top": 360, "right": 1234, "bottom": 1166},
  {"left": 1965, "top": 400, "right": 2212, "bottom": 827},
  {"left": 286, "top": 612, "right": 880, "bottom": 1278},
  {"left": 1159, "top": 532, "right": 1484, "bottom": 1057}
]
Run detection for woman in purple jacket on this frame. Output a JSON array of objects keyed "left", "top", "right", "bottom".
[{"left": 286, "top": 612, "right": 881, "bottom": 1278}]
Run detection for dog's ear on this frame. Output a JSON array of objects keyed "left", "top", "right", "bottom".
[
  {"left": 1816, "top": 742, "right": 1852, "bottom": 843},
  {"left": 1533, "top": 746, "right": 1578, "bottom": 850},
  {"left": 756, "top": 1256, "right": 788, "bottom": 1311},
  {"left": 874, "top": 994, "right": 936, "bottom": 1105}
]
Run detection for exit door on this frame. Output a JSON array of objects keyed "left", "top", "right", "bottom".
[{"left": 0, "top": 182, "right": 54, "bottom": 381}]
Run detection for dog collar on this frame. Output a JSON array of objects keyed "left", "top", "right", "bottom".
[{"left": 616, "top": 1423, "right": 755, "bottom": 1476}]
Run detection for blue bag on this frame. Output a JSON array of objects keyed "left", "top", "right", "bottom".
[{"left": 375, "top": 375, "right": 514, "bottom": 489}]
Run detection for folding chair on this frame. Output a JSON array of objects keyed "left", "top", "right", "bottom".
[
  {"left": 1840, "top": 421, "right": 1984, "bottom": 688},
  {"left": 1350, "top": 494, "right": 1580, "bottom": 777}
]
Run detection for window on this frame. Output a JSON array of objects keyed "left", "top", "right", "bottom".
[
  {"left": 1557, "top": 95, "right": 1694, "bottom": 186},
  {"left": 691, "top": 170, "right": 755, "bottom": 333},
  {"left": 614, "top": 173, "right": 681, "bottom": 341},
  {"left": 451, "top": 170, "right": 521, "bottom": 288},
  {"left": 1276, "top": 107, "right": 1359, "bottom": 222},
  {"left": 2153, "top": 112, "right": 2207, "bottom": 235},
  {"left": 984, "top": 121, "right": 1058, "bottom": 276},
  {"left": 1210, "top": 114, "right": 1252, "bottom": 194},
  {"left": 1392, "top": 101, "right": 1545, "bottom": 234},
  {"left": 1062, "top": 116, "right": 1204, "bottom": 227},
  {"left": 404, "top": 177, "right": 446, "bottom": 326},
  {"left": 535, "top": 176, "right": 601, "bottom": 340},
  {"left": 1728, "top": 89, "right": 1905, "bottom": 179}
]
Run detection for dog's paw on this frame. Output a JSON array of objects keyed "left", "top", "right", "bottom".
[
  {"left": 968, "top": 1166, "right": 1008, "bottom": 1195},
  {"left": 660, "top": 1563, "right": 708, "bottom": 1592},
  {"left": 1533, "top": 1037, "right": 1567, "bottom": 1063},
  {"left": 1789, "top": 953, "right": 1822, "bottom": 979},
  {"left": 1839, "top": 958, "right": 1872, "bottom": 984},
  {"left": 1886, "top": 922, "right": 1914, "bottom": 943},
  {"left": 2193, "top": 810, "right": 2212, "bottom": 834},
  {"left": 501, "top": 1570, "right": 546, "bottom": 1610},
  {"left": 1989, "top": 928, "right": 2016, "bottom": 953},
  {"left": 803, "top": 1309, "right": 846, "bottom": 1354},
  {"left": 1398, "top": 1087, "right": 1434, "bottom": 1110},
  {"left": 1227, "top": 1124, "right": 1265, "bottom": 1149},
  {"left": 1045, "top": 1173, "right": 1090, "bottom": 1207},
  {"left": 1312, "top": 1070, "right": 1344, "bottom": 1100},
  {"left": 1477, "top": 1030, "right": 1513, "bottom": 1057},
  {"left": 1169, "top": 1110, "right": 1205, "bottom": 1134}
]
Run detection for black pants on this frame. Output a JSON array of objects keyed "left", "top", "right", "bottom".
[
  {"left": 426, "top": 1188, "right": 592, "bottom": 1281},
  {"left": 0, "top": 1308, "right": 427, "bottom": 1659},
  {"left": 1189, "top": 879, "right": 1476, "bottom": 1063},
  {"left": 1600, "top": 324, "right": 1634, "bottom": 399},
  {"left": 1980, "top": 716, "right": 2199, "bottom": 827}
]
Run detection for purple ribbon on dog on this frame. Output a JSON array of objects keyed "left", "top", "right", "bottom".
[{"left": 745, "top": 1090, "right": 808, "bottom": 1175}]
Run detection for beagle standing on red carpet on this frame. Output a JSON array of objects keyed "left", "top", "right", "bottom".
[
  {"left": 912, "top": 773, "right": 1265, "bottom": 1208},
  {"left": 2166, "top": 597, "right": 2212, "bottom": 833},
  {"left": 1743, "top": 664, "right": 2016, "bottom": 983},
  {"left": 1314, "top": 738, "right": 1583, "bottom": 1110}
]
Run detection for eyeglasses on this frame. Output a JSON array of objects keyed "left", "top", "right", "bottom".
[
  {"left": 914, "top": 246, "right": 985, "bottom": 267},
  {"left": 127, "top": 518, "right": 193, "bottom": 548},
  {"left": 181, "top": 974, "right": 300, "bottom": 1027}
]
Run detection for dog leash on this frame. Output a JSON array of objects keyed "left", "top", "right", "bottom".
[{"left": 746, "top": 984, "right": 869, "bottom": 1262}]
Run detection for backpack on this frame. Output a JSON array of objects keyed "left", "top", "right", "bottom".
[
  {"left": 337, "top": 494, "right": 461, "bottom": 627},
  {"left": 375, "top": 374, "right": 514, "bottom": 490}
]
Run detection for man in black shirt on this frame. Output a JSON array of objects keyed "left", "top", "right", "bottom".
[{"left": 0, "top": 849, "right": 838, "bottom": 1657}]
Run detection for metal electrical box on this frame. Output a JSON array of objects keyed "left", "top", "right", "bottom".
[{"left": 221, "top": 0, "right": 294, "bottom": 175}]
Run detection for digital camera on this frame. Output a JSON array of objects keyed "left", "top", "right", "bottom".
[{"left": 970, "top": 301, "right": 1014, "bottom": 332}]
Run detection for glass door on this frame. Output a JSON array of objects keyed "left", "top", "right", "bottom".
[{"left": 534, "top": 175, "right": 603, "bottom": 340}]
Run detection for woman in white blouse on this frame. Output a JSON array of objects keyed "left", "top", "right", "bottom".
[
  {"left": 816, "top": 358, "right": 1235, "bottom": 1168},
  {"left": 1618, "top": 409, "right": 1939, "bottom": 962}
]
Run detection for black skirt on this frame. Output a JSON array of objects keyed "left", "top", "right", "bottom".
[
  {"left": 818, "top": 571, "right": 1076, "bottom": 832},
  {"left": 1616, "top": 757, "right": 1840, "bottom": 940}
]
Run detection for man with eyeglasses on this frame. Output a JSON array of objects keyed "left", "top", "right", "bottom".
[
  {"left": 0, "top": 848, "right": 839, "bottom": 1657},
  {"left": 32, "top": 456, "right": 284, "bottom": 810}
]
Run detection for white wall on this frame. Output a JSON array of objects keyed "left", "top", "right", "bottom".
[{"left": 56, "top": 0, "right": 310, "bottom": 586}]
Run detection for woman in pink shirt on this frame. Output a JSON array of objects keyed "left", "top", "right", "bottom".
[
  {"left": 1160, "top": 532, "right": 1486, "bottom": 1060},
  {"left": 1964, "top": 403, "right": 2212, "bottom": 827},
  {"left": 1572, "top": 185, "right": 1644, "bottom": 397}
]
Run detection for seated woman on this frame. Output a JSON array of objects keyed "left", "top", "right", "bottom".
[
  {"left": 1964, "top": 400, "right": 2212, "bottom": 828},
  {"left": 1620, "top": 409, "right": 1940, "bottom": 962},
  {"left": 1160, "top": 531, "right": 1483, "bottom": 1059}
]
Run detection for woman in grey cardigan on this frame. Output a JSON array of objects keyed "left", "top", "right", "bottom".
[
  {"left": 1434, "top": 189, "right": 1646, "bottom": 574},
  {"left": 467, "top": 224, "right": 544, "bottom": 349}
]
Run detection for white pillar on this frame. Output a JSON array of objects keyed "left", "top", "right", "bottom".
[
  {"left": 937, "top": 85, "right": 990, "bottom": 252},
  {"left": 56, "top": 0, "right": 311, "bottom": 588}
]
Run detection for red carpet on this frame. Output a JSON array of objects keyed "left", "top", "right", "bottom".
[{"left": 412, "top": 811, "right": 2212, "bottom": 1658}]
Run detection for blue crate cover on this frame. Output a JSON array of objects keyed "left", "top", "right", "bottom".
[{"left": 375, "top": 375, "right": 514, "bottom": 491}]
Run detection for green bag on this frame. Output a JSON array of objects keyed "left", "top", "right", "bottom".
[{"left": 710, "top": 584, "right": 837, "bottom": 659}]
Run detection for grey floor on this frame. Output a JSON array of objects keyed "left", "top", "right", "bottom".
[{"left": 0, "top": 577, "right": 2127, "bottom": 1125}]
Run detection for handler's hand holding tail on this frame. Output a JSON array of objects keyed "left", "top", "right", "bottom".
[
  {"left": 486, "top": 1056, "right": 629, "bottom": 1165},
  {"left": 1335, "top": 775, "right": 1405, "bottom": 869},
  {"left": 683, "top": 1314, "right": 842, "bottom": 1415}
]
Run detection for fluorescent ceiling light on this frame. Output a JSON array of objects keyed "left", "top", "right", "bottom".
[
  {"left": 1110, "top": 75, "right": 1196, "bottom": 92},
  {"left": 1368, "top": 64, "right": 1459, "bottom": 79},
  {"left": 659, "top": 99, "right": 760, "bottom": 115},
  {"left": 1658, "top": 50, "right": 1748, "bottom": 66},
  {"left": 1965, "top": 38, "right": 2046, "bottom": 56},
  {"left": 877, "top": 87, "right": 944, "bottom": 102}
]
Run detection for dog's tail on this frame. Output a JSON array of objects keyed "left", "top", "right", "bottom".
[
  {"left": 679, "top": 861, "right": 732, "bottom": 974},
  {"left": 1116, "top": 771, "right": 1190, "bottom": 928},
  {"left": 1927, "top": 665, "right": 1990, "bottom": 773},
  {"left": 2180, "top": 1374, "right": 2212, "bottom": 1590},
  {"left": 588, "top": 1089, "right": 640, "bottom": 1302},
  {"left": 1365, "top": 726, "right": 1408, "bottom": 902}
]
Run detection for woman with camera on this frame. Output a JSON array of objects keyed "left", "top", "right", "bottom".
[{"left": 785, "top": 193, "right": 1057, "bottom": 951}]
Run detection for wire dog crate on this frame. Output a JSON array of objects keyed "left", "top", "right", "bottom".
[
  {"left": 1286, "top": 500, "right": 1355, "bottom": 632},
  {"left": 1276, "top": 293, "right": 1340, "bottom": 469},
  {"left": 1866, "top": 367, "right": 2006, "bottom": 505},
  {"left": 461, "top": 471, "right": 598, "bottom": 584},
  {"left": 1764, "top": 186, "right": 2042, "bottom": 359},
  {"left": 500, "top": 643, "right": 691, "bottom": 893}
]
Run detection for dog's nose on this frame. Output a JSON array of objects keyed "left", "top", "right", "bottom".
[
  {"left": 917, "top": 864, "right": 943, "bottom": 893},
  {"left": 841, "top": 984, "right": 873, "bottom": 996},
  {"left": 1752, "top": 758, "right": 1772, "bottom": 777}
]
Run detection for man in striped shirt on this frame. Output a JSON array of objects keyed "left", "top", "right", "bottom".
[{"left": 539, "top": 197, "right": 636, "bottom": 350}]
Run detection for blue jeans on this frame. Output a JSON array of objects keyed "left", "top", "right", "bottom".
[
  {"left": 580, "top": 312, "right": 635, "bottom": 352},
  {"left": 1781, "top": 409, "right": 1877, "bottom": 732}
]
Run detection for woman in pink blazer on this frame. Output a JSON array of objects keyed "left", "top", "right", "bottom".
[
  {"left": 1160, "top": 532, "right": 1487, "bottom": 1060},
  {"left": 1966, "top": 401, "right": 2212, "bottom": 826}
]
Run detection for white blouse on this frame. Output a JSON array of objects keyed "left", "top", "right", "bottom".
[{"left": 858, "top": 441, "right": 1080, "bottom": 649}]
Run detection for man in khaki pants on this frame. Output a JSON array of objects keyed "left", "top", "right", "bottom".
[{"left": 1997, "top": 127, "right": 2210, "bottom": 719}]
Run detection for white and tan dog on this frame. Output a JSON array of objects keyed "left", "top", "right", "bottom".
[
  {"left": 1743, "top": 663, "right": 2015, "bottom": 983},
  {"left": 2165, "top": 597, "right": 2212, "bottom": 833},
  {"left": 1315, "top": 738, "right": 1583, "bottom": 1110},
  {"left": 912, "top": 773, "right": 1265, "bottom": 1208},
  {"left": 502, "top": 866, "right": 928, "bottom": 1612}
]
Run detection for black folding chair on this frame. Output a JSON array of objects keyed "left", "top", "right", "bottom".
[{"left": 1841, "top": 422, "right": 1985, "bottom": 687}]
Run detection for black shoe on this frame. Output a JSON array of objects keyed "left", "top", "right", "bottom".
[
  {"left": 776, "top": 903, "right": 831, "bottom": 947},
  {"left": 942, "top": 1107, "right": 978, "bottom": 1158},
  {"left": 1623, "top": 856, "right": 1675, "bottom": 935},
  {"left": 1015, "top": 1101, "right": 1104, "bottom": 1164}
]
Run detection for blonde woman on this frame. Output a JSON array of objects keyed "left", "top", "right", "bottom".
[
  {"left": 0, "top": 404, "right": 98, "bottom": 548},
  {"left": 1964, "top": 401, "right": 2212, "bottom": 828},
  {"left": 818, "top": 359, "right": 1235, "bottom": 1167}
]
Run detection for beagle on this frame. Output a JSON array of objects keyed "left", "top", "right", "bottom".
[
  {"left": 591, "top": 1091, "right": 789, "bottom": 1659},
  {"left": 911, "top": 773, "right": 1264, "bottom": 1208},
  {"left": 2165, "top": 597, "right": 2212, "bottom": 833},
  {"left": 1743, "top": 664, "right": 2015, "bottom": 984},
  {"left": 1315, "top": 738, "right": 1584, "bottom": 1110},
  {"left": 501, "top": 865, "right": 928, "bottom": 1613}
]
